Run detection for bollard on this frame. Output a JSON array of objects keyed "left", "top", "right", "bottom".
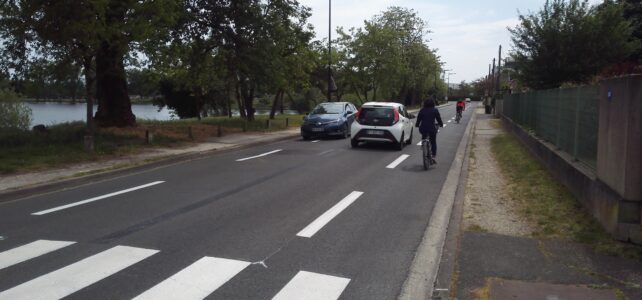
[
  {"left": 145, "top": 129, "right": 154, "bottom": 144},
  {"left": 188, "top": 126, "right": 193, "bottom": 140},
  {"left": 243, "top": 121, "right": 247, "bottom": 132},
  {"left": 217, "top": 124, "right": 222, "bottom": 137},
  {"left": 83, "top": 135, "right": 94, "bottom": 152},
  {"left": 286, "top": 118, "right": 289, "bottom": 127},
  {"left": 266, "top": 119, "right": 271, "bottom": 129}
]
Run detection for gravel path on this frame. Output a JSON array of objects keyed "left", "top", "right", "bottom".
[{"left": 463, "top": 109, "right": 533, "bottom": 237}]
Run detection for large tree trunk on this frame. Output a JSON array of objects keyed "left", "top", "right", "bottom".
[
  {"left": 240, "top": 80, "right": 255, "bottom": 120},
  {"left": 93, "top": 1, "right": 135, "bottom": 127},
  {"left": 269, "top": 89, "right": 282, "bottom": 119},
  {"left": 235, "top": 83, "right": 246, "bottom": 119},
  {"left": 82, "top": 55, "right": 96, "bottom": 152},
  {"left": 94, "top": 41, "right": 136, "bottom": 127}
]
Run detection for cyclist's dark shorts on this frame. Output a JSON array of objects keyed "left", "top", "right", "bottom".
[{"left": 456, "top": 106, "right": 463, "bottom": 113}]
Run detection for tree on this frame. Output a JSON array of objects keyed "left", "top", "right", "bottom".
[
  {"left": 334, "top": 7, "right": 443, "bottom": 105},
  {"left": 509, "top": 0, "right": 641, "bottom": 89},
  {"left": 159, "top": 0, "right": 315, "bottom": 121},
  {"left": 0, "top": 0, "right": 177, "bottom": 127}
]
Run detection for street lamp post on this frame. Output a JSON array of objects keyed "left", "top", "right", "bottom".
[
  {"left": 447, "top": 72, "right": 456, "bottom": 101},
  {"left": 327, "top": 0, "right": 332, "bottom": 101}
]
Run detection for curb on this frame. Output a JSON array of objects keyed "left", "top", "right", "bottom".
[
  {"left": 397, "top": 104, "right": 478, "bottom": 300},
  {"left": 432, "top": 108, "right": 478, "bottom": 299},
  {"left": 0, "top": 132, "right": 300, "bottom": 204}
]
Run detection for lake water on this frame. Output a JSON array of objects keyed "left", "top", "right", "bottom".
[
  {"left": 27, "top": 102, "right": 299, "bottom": 127},
  {"left": 28, "top": 102, "right": 176, "bottom": 127}
]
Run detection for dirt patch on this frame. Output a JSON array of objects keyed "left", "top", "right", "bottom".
[{"left": 463, "top": 110, "right": 533, "bottom": 236}]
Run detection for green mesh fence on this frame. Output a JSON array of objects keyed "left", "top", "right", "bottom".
[{"left": 502, "top": 86, "right": 599, "bottom": 169}]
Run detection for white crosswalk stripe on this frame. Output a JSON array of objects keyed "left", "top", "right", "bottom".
[
  {"left": 272, "top": 271, "right": 350, "bottom": 300},
  {"left": 0, "top": 245, "right": 158, "bottom": 300},
  {"left": 0, "top": 241, "right": 353, "bottom": 300},
  {"left": 133, "top": 256, "right": 250, "bottom": 300},
  {"left": 0, "top": 240, "right": 75, "bottom": 271}
]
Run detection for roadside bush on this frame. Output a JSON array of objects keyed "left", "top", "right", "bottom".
[{"left": 0, "top": 89, "right": 32, "bottom": 130}]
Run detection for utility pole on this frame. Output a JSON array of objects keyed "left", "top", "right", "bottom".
[
  {"left": 491, "top": 58, "right": 496, "bottom": 97},
  {"left": 496, "top": 45, "right": 502, "bottom": 95},
  {"left": 327, "top": 0, "right": 332, "bottom": 101},
  {"left": 487, "top": 64, "right": 491, "bottom": 96}
]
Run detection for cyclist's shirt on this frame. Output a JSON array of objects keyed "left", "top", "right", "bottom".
[{"left": 456, "top": 101, "right": 465, "bottom": 108}]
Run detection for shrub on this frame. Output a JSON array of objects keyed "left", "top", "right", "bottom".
[{"left": 0, "top": 90, "right": 32, "bottom": 130}]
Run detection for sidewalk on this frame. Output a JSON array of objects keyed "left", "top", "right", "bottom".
[
  {"left": 449, "top": 109, "right": 642, "bottom": 299},
  {"left": 0, "top": 128, "right": 300, "bottom": 194}
]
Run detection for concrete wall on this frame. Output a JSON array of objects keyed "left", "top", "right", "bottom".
[
  {"left": 597, "top": 75, "right": 642, "bottom": 202},
  {"left": 500, "top": 75, "right": 642, "bottom": 244}
]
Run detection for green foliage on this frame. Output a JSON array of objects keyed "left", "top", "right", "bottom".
[
  {"left": 619, "top": 0, "right": 642, "bottom": 62},
  {"left": 334, "top": 7, "right": 444, "bottom": 105},
  {"left": 509, "top": 0, "right": 641, "bottom": 89},
  {"left": 0, "top": 89, "right": 31, "bottom": 130}
]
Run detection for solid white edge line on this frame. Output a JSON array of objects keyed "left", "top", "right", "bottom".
[
  {"left": 297, "top": 191, "right": 363, "bottom": 238},
  {"left": 386, "top": 154, "right": 410, "bottom": 169},
  {"left": 236, "top": 149, "right": 283, "bottom": 162},
  {"left": 0, "top": 245, "right": 158, "bottom": 300},
  {"left": 133, "top": 257, "right": 251, "bottom": 300},
  {"left": 0, "top": 240, "right": 76, "bottom": 270},
  {"left": 271, "top": 271, "right": 351, "bottom": 300},
  {"left": 32, "top": 181, "right": 165, "bottom": 215}
]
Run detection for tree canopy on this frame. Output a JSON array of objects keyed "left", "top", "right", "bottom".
[{"left": 509, "top": 0, "right": 641, "bottom": 89}]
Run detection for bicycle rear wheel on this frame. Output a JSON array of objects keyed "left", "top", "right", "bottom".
[{"left": 422, "top": 141, "right": 431, "bottom": 170}]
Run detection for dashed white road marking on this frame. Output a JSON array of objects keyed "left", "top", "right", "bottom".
[
  {"left": 0, "top": 245, "right": 158, "bottom": 300},
  {"left": 32, "top": 181, "right": 165, "bottom": 215},
  {"left": 133, "top": 257, "right": 250, "bottom": 300},
  {"left": 271, "top": 271, "right": 351, "bottom": 300},
  {"left": 386, "top": 154, "right": 410, "bottom": 169},
  {"left": 447, "top": 120, "right": 452, "bottom": 123},
  {"left": 0, "top": 240, "right": 75, "bottom": 270},
  {"left": 236, "top": 149, "right": 283, "bottom": 162},
  {"left": 416, "top": 141, "right": 423, "bottom": 146},
  {"left": 311, "top": 140, "right": 320, "bottom": 143},
  {"left": 297, "top": 191, "right": 363, "bottom": 238}
]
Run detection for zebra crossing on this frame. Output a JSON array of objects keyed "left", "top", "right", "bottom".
[{"left": 0, "top": 240, "right": 351, "bottom": 300}]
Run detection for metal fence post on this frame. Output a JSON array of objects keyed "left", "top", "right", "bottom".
[{"left": 573, "top": 90, "right": 581, "bottom": 161}]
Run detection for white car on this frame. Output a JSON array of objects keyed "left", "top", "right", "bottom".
[{"left": 350, "top": 102, "right": 415, "bottom": 150}]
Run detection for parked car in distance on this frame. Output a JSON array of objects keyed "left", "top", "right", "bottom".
[
  {"left": 350, "top": 102, "right": 415, "bottom": 150},
  {"left": 465, "top": 97, "right": 471, "bottom": 102},
  {"left": 301, "top": 102, "right": 357, "bottom": 140}
]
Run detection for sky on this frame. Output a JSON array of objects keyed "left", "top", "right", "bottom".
[{"left": 299, "top": 0, "right": 603, "bottom": 83}]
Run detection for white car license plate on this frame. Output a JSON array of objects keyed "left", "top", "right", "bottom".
[
  {"left": 367, "top": 130, "right": 384, "bottom": 135},
  {"left": 312, "top": 128, "right": 324, "bottom": 132}
]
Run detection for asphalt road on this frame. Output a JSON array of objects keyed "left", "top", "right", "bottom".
[{"left": 0, "top": 103, "right": 475, "bottom": 300}]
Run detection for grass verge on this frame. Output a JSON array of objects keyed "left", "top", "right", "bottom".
[
  {"left": 490, "top": 129, "right": 642, "bottom": 259},
  {"left": 0, "top": 114, "right": 303, "bottom": 174}
]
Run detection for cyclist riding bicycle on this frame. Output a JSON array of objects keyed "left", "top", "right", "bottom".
[
  {"left": 456, "top": 99, "right": 465, "bottom": 119},
  {"left": 415, "top": 98, "right": 444, "bottom": 163}
]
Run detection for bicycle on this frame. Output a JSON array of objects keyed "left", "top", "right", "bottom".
[
  {"left": 455, "top": 110, "right": 462, "bottom": 123},
  {"left": 421, "top": 137, "right": 433, "bottom": 170}
]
